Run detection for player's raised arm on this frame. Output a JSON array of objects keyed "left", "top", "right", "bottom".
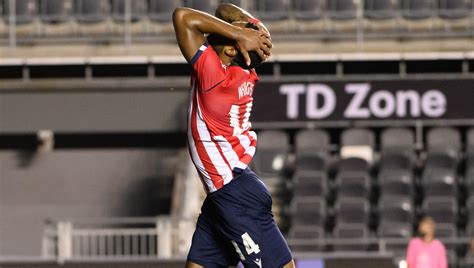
[
  {"left": 172, "top": 7, "right": 271, "bottom": 66},
  {"left": 215, "top": 3, "right": 271, "bottom": 40}
]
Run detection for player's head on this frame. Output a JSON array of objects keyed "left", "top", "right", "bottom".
[{"left": 207, "top": 22, "right": 264, "bottom": 69}]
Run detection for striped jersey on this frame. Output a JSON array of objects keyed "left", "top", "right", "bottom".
[{"left": 187, "top": 43, "right": 259, "bottom": 193}]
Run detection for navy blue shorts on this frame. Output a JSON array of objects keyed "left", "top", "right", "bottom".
[{"left": 187, "top": 168, "right": 293, "bottom": 268}]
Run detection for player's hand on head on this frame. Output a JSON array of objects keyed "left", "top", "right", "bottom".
[{"left": 235, "top": 27, "right": 272, "bottom": 66}]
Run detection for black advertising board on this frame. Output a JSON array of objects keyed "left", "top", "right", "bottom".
[{"left": 252, "top": 79, "right": 474, "bottom": 122}]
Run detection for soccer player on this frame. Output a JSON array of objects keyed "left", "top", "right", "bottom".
[{"left": 173, "top": 3, "right": 295, "bottom": 268}]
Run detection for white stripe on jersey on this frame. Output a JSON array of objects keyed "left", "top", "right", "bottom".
[
  {"left": 195, "top": 93, "right": 234, "bottom": 185},
  {"left": 213, "top": 135, "right": 240, "bottom": 170},
  {"left": 187, "top": 85, "right": 216, "bottom": 192}
]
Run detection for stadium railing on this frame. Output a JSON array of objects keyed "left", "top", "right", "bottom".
[{"left": 42, "top": 216, "right": 192, "bottom": 262}]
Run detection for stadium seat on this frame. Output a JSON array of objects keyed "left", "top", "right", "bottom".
[
  {"left": 402, "top": 0, "right": 435, "bottom": 20},
  {"left": 436, "top": 223, "right": 457, "bottom": 238},
  {"left": 378, "top": 196, "right": 414, "bottom": 224},
  {"left": 379, "top": 169, "right": 414, "bottom": 198},
  {"left": 293, "top": 0, "right": 325, "bottom": 20},
  {"left": 189, "top": 0, "right": 218, "bottom": 15},
  {"left": 380, "top": 127, "right": 416, "bottom": 166},
  {"left": 3, "top": 0, "right": 38, "bottom": 24},
  {"left": 252, "top": 130, "right": 290, "bottom": 176},
  {"left": 39, "top": 0, "right": 72, "bottom": 23},
  {"left": 288, "top": 225, "right": 324, "bottom": 251},
  {"left": 427, "top": 127, "right": 462, "bottom": 160},
  {"left": 294, "top": 129, "right": 329, "bottom": 171},
  {"left": 336, "top": 172, "right": 371, "bottom": 199},
  {"left": 438, "top": 0, "right": 471, "bottom": 19},
  {"left": 423, "top": 197, "right": 458, "bottom": 225},
  {"left": 422, "top": 168, "right": 458, "bottom": 197},
  {"left": 220, "top": 0, "right": 243, "bottom": 5},
  {"left": 256, "top": 0, "right": 290, "bottom": 21},
  {"left": 378, "top": 222, "right": 412, "bottom": 238},
  {"left": 333, "top": 223, "right": 369, "bottom": 251},
  {"left": 365, "top": 0, "right": 398, "bottom": 20},
  {"left": 75, "top": 0, "right": 109, "bottom": 23},
  {"left": 328, "top": 0, "right": 358, "bottom": 20},
  {"left": 111, "top": 0, "right": 147, "bottom": 22},
  {"left": 335, "top": 197, "right": 370, "bottom": 225},
  {"left": 149, "top": 0, "right": 179, "bottom": 22},
  {"left": 292, "top": 171, "right": 328, "bottom": 198},
  {"left": 340, "top": 128, "right": 375, "bottom": 163},
  {"left": 291, "top": 197, "right": 326, "bottom": 227},
  {"left": 467, "top": 128, "right": 474, "bottom": 153},
  {"left": 338, "top": 157, "right": 370, "bottom": 172}
]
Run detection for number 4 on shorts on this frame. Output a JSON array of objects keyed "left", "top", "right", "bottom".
[
  {"left": 231, "top": 232, "right": 261, "bottom": 261},
  {"left": 242, "top": 232, "right": 260, "bottom": 255}
]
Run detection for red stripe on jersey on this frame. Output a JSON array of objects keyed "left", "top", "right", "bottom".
[{"left": 190, "top": 88, "right": 224, "bottom": 190}]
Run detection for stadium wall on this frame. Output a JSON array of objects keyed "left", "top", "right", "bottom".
[{"left": 0, "top": 149, "right": 177, "bottom": 256}]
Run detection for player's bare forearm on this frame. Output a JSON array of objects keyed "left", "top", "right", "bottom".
[
  {"left": 215, "top": 3, "right": 254, "bottom": 23},
  {"left": 173, "top": 7, "right": 271, "bottom": 66}
]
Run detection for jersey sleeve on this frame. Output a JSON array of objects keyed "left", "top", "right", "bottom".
[{"left": 191, "top": 43, "right": 226, "bottom": 92}]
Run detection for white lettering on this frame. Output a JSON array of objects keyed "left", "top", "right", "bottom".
[
  {"left": 238, "top": 82, "right": 254, "bottom": 99},
  {"left": 306, "top": 84, "right": 336, "bottom": 119},
  {"left": 369, "top": 90, "right": 396, "bottom": 118},
  {"left": 344, "top": 83, "right": 370, "bottom": 118},
  {"left": 422, "top": 90, "right": 446, "bottom": 117},
  {"left": 280, "top": 84, "right": 305, "bottom": 119},
  {"left": 396, "top": 90, "right": 421, "bottom": 117}
]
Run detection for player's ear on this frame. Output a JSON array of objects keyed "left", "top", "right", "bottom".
[{"left": 224, "top": 46, "right": 238, "bottom": 58}]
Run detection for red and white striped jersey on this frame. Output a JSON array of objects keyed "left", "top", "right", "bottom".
[{"left": 187, "top": 43, "right": 259, "bottom": 193}]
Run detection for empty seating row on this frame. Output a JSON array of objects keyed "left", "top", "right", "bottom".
[{"left": 1, "top": 0, "right": 472, "bottom": 25}]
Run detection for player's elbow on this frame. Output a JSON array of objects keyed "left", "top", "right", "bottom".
[{"left": 172, "top": 7, "right": 186, "bottom": 25}]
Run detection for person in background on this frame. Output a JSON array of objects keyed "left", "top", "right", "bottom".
[{"left": 406, "top": 216, "right": 447, "bottom": 268}]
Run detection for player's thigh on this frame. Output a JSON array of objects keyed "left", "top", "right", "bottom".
[
  {"left": 214, "top": 181, "right": 292, "bottom": 266},
  {"left": 187, "top": 202, "right": 240, "bottom": 267}
]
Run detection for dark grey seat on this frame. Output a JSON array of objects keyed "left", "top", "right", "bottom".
[
  {"left": 219, "top": 0, "right": 243, "bottom": 5},
  {"left": 379, "top": 222, "right": 412, "bottom": 238},
  {"left": 256, "top": 0, "right": 289, "bottom": 21},
  {"left": 288, "top": 225, "right": 324, "bottom": 252},
  {"left": 402, "top": 0, "right": 434, "bottom": 20},
  {"left": 294, "top": 129, "right": 329, "bottom": 171},
  {"left": 291, "top": 197, "right": 326, "bottom": 227},
  {"left": 333, "top": 223, "right": 369, "bottom": 251},
  {"left": 438, "top": 0, "right": 471, "bottom": 19},
  {"left": 342, "top": 128, "right": 375, "bottom": 147},
  {"left": 3, "top": 0, "right": 38, "bottom": 24},
  {"left": 379, "top": 169, "right": 414, "bottom": 197},
  {"left": 338, "top": 157, "right": 370, "bottom": 171},
  {"left": 75, "top": 0, "right": 109, "bottom": 23},
  {"left": 380, "top": 128, "right": 416, "bottom": 167},
  {"left": 427, "top": 127, "right": 462, "bottom": 160},
  {"left": 422, "top": 168, "right": 457, "bottom": 197},
  {"left": 293, "top": 0, "right": 325, "bottom": 20},
  {"left": 186, "top": 0, "right": 216, "bottom": 15},
  {"left": 365, "top": 0, "right": 398, "bottom": 20},
  {"left": 40, "top": 0, "right": 73, "bottom": 23},
  {"left": 111, "top": 0, "right": 147, "bottom": 22},
  {"left": 436, "top": 223, "right": 457, "bottom": 238},
  {"left": 292, "top": 171, "right": 328, "bottom": 198},
  {"left": 423, "top": 197, "right": 458, "bottom": 225},
  {"left": 336, "top": 172, "right": 371, "bottom": 199},
  {"left": 335, "top": 198, "right": 370, "bottom": 225},
  {"left": 149, "top": 0, "right": 179, "bottom": 22},
  {"left": 252, "top": 130, "right": 290, "bottom": 176},
  {"left": 328, "top": 0, "right": 357, "bottom": 20},
  {"left": 378, "top": 196, "right": 414, "bottom": 224}
]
